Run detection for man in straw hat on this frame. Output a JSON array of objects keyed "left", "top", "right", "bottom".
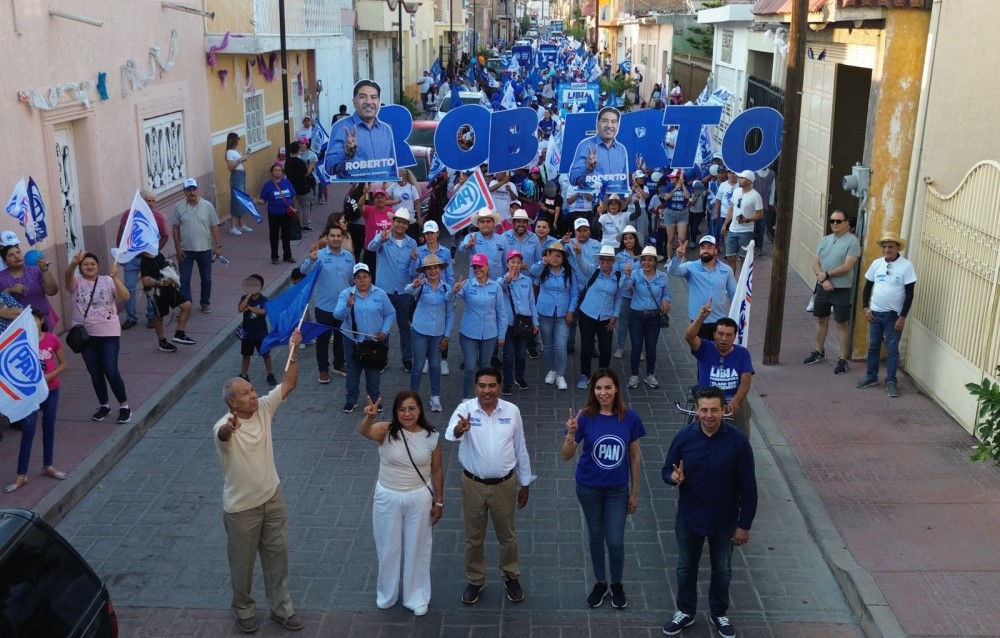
[
  {"left": 460, "top": 207, "right": 507, "bottom": 279},
  {"left": 367, "top": 208, "right": 418, "bottom": 372},
  {"left": 856, "top": 232, "right": 916, "bottom": 398}
]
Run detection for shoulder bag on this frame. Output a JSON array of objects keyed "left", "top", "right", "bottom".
[
  {"left": 504, "top": 284, "right": 534, "bottom": 338},
  {"left": 66, "top": 278, "right": 99, "bottom": 353},
  {"left": 400, "top": 432, "right": 435, "bottom": 499},
  {"left": 350, "top": 299, "right": 389, "bottom": 369},
  {"left": 640, "top": 274, "right": 670, "bottom": 328}
]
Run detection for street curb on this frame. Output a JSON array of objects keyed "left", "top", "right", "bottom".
[
  {"left": 748, "top": 391, "right": 906, "bottom": 638},
  {"left": 34, "top": 272, "right": 295, "bottom": 527}
]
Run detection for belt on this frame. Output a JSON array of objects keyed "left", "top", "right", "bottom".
[
  {"left": 637, "top": 309, "right": 661, "bottom": 316},
  {"left": 464, "top": 469, "right": 514, "bottom": 485}
]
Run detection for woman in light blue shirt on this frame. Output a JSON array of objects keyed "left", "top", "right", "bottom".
[
  {"left": 614, "top": 226, "right": 642, "bottom": 360},
  {"left": 447, "top": 253, "right": 506, "bottom": 399},
  {"left": 624, "top": 246, "right": 671, "bottom": 389},
  {"left": 333, "top": 263, "right": 396, "bottom": 413},
  {"left": 499, "top": 250, "right": 539, "bottom": 397},
  {"left": 405, "top": 255, "right": 454, "bottom": 414},
  {"left": 576, "top": 246, "right": 625, "bottom": 389},
  {"left": 531, "top": 243, "right": 578, "bottom": 391}
]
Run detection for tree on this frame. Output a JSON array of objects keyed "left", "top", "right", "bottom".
[
  {"left": 519, "top": 14, "right": 532, "bottom": 37},
  {"left": 566, "top": 4, "right": 588, "bottom": 42},
  {"left": 685, "top": 0, "right": 727, "bottom": 59}
]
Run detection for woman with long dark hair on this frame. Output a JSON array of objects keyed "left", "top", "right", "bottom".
[
  {"left": 225, "top": 132, "right": 253, "bottom": 234},
  {"left": 358, "top": 391, "right": 443, "bottom": 616},
  {"left": 562, "top": 368, "right": 645, "bottom": 610},
  {"left": 531, "top": 243, "right": 578, "bottom": 391}
]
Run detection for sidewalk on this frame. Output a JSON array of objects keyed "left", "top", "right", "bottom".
[
  {"left": 0, "top": 189, "right": 346, "bottom": 518},
  {"left": 748, "top": 257, "right": 1000, "bottom": 638}
]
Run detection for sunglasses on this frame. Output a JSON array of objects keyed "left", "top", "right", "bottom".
[{"left": 830, "top": 219, "right": 846, "bottom": 224}]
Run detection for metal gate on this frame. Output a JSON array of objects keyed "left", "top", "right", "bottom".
[{"left": 745, "top": 75, "right": 784, "bottom": 170}]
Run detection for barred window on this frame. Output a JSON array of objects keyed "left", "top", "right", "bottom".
[
  {"left": 244, "top": 91, "right": 266, "bottom": 150},
  {"left": 144, "top": 112, "right": 186, "bottom": 194}
]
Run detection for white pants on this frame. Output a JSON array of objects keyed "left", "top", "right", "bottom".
[{"left": 372, "top": 482, "right": 434, "bottom": 611}]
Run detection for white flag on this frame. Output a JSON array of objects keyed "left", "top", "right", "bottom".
[
  {"left": 5, "top": 178, "right": 28, "bottom": 226},
  {"left": 112, "top": 190, "right": 161, "bottom": 264},
  {"left": 0, "top": 306, "right": 49, "bottom": 422},
  {"left": 728, "top": 241, "right": 754, "bottom": 347},
  {"left": 500, "top": 82, "right": 517, "bottom": 110}
]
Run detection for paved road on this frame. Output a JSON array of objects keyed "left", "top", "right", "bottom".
[{"left": 56, "top": 266, "right": 861, "bottom": 638}]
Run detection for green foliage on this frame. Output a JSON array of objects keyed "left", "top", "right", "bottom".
[
  {"left": 685, "top": 0, "right": 727, "bottom": 58},
  {"left": 566, "top": 24, "right": 588, "bottom": 42},
  {"left": 600, "top": 75, "right": 639, "bottom": 110},
  {"left": 477, "top": 46, "right": 492, "bottom": 60},
  {"left": 967, "top": 366, "right": 1000, "bottom": 465},
  {"left": 519, "top": 14, "right": 532, "bottom": 36},
  {"left": 566, "top": 3, "right": 587, "bottom": 41},
  {"left": 397, "top": 93, "right": 422, "bottom": 120}
]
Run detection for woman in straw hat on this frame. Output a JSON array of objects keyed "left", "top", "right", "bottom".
[
  {"left": 406, "top": 255, "right": 454, "bottom": 413},
  {"left": 531, "top": 242, "right": 578, "bottom": 391},
  {"left": 623, "top": 246, "right": 671, "bottom": 389}
]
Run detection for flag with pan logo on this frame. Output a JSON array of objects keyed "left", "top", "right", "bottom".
[
  {"left": 4, "top": 178, "right": 28, "bottom": 227},
  {"left": 25, "top": 177, "right": 48, "bottom": 245},
  {"left": 0, "top": 307, "right": 49, "bottom": 422},
  {"left": 442, "top": 169, "right": 494, "bottom": 234},
  {"left": 112, "top": 191, "right": 162, "bottom": 263},
  {"left": 728, "top": 241, "right": 754, "bottom": 347}
]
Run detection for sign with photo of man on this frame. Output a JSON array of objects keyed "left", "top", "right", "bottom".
[
  {"left": 568, "top": 107, "right": 630, "bottom": 193},
  {"left": 323, "top": 79, "right": 399, "bottom": 182}
]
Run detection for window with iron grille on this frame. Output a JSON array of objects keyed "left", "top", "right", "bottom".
[
  {"left": 244, "top": 91, "right": 266, "bottom": 150},
  {"left": 143, "top": 111, "right": 186, "bottom": 194}
]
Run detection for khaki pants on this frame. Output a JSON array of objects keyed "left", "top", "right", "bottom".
[
  {"left": 223, "top": 486, "right": 294, "bottom": 620},
  {"left": 732, "top": 402, "right": 751, "bottom": 438},
  {"left": 461, "top": 472, "right": 520, "bottom": 586}
]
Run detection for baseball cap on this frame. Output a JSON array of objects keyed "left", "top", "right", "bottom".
[
  {"left": 737, "top": 169, "right": 755, "bottom": 181},
  {"left": 353, "top": 263, "right": 370, "bottom": 275},
  {"left": 530, "top": 166, "right": 540, "bottom": 173},
  {"left": 699, "top": 235, "right": 717, "bottom": 246},
  {"left": 298, "top": 136, "right": 309, "bottom": 144},
  {"left": 0, "top": 231, "right": 19, "bottom": 247},
  {"left": 470, "top": 253, "right": 489, "bottom": 267},
  {"left": 392, "top": 208, "right": 413, "bottom": 222},
  {"left": 183, "top": 178, "right": 198, "bottom": 189},
  {"left": 650, "top": 171, "right": 663, "bottom": 182},
  {"left": 632, "top": 170, "right": 645, "bottom": 179},
  {"left": 510, "top": 200, "right": 523, "bottom": 208},
  {"left": 372, "top": 188, "right": 387, "bottom": 196},
  {"left": 506, "top": 249, "right": 523, "bottom": 261},
  {"left": 574, "top": 218, "right": 590, "bottom": 230},
  {"left": 422, "top": 221, "right": 439, "bottom": 233}
]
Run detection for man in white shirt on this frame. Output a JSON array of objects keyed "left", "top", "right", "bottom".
[
  {"left": 489, "top": 172, "right": 518, "bottom": 226},
  {"left": 721, "top": 170, "right": 762, "bottom": 273},
  {"left": 419, "top": 71, "right": 433, "bottom": 112},
  {"left": 214, "top": 330, "right": 304, "bottom": 634},
  {"left": 447, "top": 366, "right": 535, "bottom": 606}
]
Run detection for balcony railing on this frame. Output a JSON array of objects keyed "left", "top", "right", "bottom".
[{"left": 206, "top": 0, "right": 347, "bottom": 37}]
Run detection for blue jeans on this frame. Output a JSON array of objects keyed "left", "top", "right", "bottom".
[
  {"left": 80, "top": 336, "right": 127, "bottom": 405},
  {"left": 123, "top": 259, "right": 155, "bottom": 323},
  {"left": 17, "top": 387, "right": 60, "bottom": 475},
  {"left": 576, "top": 483, "right": 629, "bottom": 583},
  {"left": 388, "top": 293, "right": 414, "bottom": 365},
  {"left": 501, "top": 325, "right": 529, "bottom": 389},
  {"left": 344, "top": 339, "right": 381, "bottom": 404},
  {"left": 674, "top": 515, "right": 734, "bottom": 617},
  {"left": 538, "top": 314, "right": 569, "bottom": 376},
  {"left": 629, "top": 309, "right": 661, "bottom": 376},
  {"left": 315, "top": 308, "right": 344, "bottom": 372},
  {"left": 866, "top": 310, "right": 902, "bottom": 382},
  {"left": 410, "top": 329, "right": 443, "bottom": 396},
  {"left": 615, "top": 302, "right": 631, "bottom": 350},
  {"left": 459, "top": 334, "right": 497, "bottom": 398},
  {"left": 179, "top": 249, "right": 212, "bottom": 307}
]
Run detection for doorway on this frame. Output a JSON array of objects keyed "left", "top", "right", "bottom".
[
  {"left": 53, "top": 125, "right": 85, "bottom": 264},
  {"left": 828, "top": 64, "right": 872, "bottom": 225}
]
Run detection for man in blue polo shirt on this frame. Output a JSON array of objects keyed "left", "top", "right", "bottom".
[
  {"left": 684, "top": 309, "right": 754, "bottom": 437},
  {"left": 668, "top": 236, "right": 736, "bottom": 340},
  {"left": 300, "top": 224, "right": 355, "bottom": 382},
  {"left": 325, "top": 79, "right": 398, "bottom": 181},
  {"left": 568, "top": 107, "right": 630, "bottom": 192},
  {"left": 368, "top": 209, "right": 418, "bottom": 372},
  {"left": 661, "top": 386, "right": 757, "bottom": 638}
]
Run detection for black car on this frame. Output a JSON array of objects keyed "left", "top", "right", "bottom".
[{"left": 0, "top": 509, "right": 118, "bottom": 637}]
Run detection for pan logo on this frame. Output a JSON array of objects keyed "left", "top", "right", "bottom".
[
  {"left": 0, "top": 329, "right": 42, "bottom": 397},
  {"left": 591, "top": 434, "right": 626, "bottom": 470},
  {"left": 443, "top": 179, "right": 489, "bottom": 232}
]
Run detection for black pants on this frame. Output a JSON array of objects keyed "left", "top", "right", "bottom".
[
  {"left": 315, "top": 308, "right": 344, "bottom": 372},
  {"left": 578, "top": 312, "right": 613, "bottom": 379},
  {"left": 348, "top": 223, "right": 366, "bottom": 262},
  {"left": 268, "top": 214, "right": 293, "bottom": 260}
]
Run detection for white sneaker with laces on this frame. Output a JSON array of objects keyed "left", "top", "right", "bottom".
[
  {"left": 422, "top": 360, "right": 429, "bottom": 374},
  {"left": 440, "top": 360, "right": 450, "bottom": 376},
  {"left": 239, "top": 225, "right": 254, "bottom": 233},
  {"left": 645, "top": 373, "right": 660, "bottom": 388},
  {"left": 806, "top": 298, "right": 815, "bottom": 312},
  {"left": 613, "top": 348, "right": 624, "bottom": 359},
  {"left": 429, "top": 396, "right": 442, "bottom": 412},
  {"left": 556, "top": 376, "right": 568, "bottom": 390},
  {"left": 545, "top": 370, "right": 557, "bottom": 384},
  {"left": 229, "top": 227, "right": 242, "bottom": 236},
  {"left": 627, "top": 375, "right": 640, "bottom": 388}
]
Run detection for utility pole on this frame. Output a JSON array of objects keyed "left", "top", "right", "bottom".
[
  {"left": 398, "top": 0, "right": 404, "bottom": 102},
  {"left": 278, "top": 0, "right": 290, "bottom": 150},
  {"left": 762, "top": 0, "right": 806, "bottom": 365}
]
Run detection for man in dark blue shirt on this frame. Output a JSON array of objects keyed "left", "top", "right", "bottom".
[{"left": 661, "top": 387, "right": 757, "bottom": 638}]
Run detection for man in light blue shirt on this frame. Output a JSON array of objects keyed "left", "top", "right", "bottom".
[
  {"left": 368, "top": 209, "right": 419, "bottom": 371},
  {"left": 565, "top": 217, "right": 602, "bottom": 353},
  {"left": 325, "top": 80, "right": 398, "bottom": 181},
  {"left": 502, "top": 210, "right": 541, "bottom": 269},
  {"left": 568, "top": 107, "right": 630, "bottom": 191},
  {"left": 460, "top": 208, "right": 508, "bottom": 280},
  {"left": 299, "top": 224, "right": 355, "bottom": 382},
  {"left": 668, "top": 236, "right": 736, "bottom": 340}
]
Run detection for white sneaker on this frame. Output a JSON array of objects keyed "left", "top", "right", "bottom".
[
  {"left": 640, "top": 351, "right": 645, "bottom": 361},
  {"left": 627, "top": 375, "right": 640, "bottom": 388},
  {"left": 645, "top": 373, "right": 660, "bottom": 388},
  {"left": 545, "top": 370, "right": 557, "bottom": 384},
  {"left": 806, "top": 298, "right": 815, "bottom": 312},
  {"left": 239, "top": 225, "right": 254, "bottom": 233},
  {"left": 229, "top": 227, "right": 242, "bottom": 236},
  {"left": 613, "top": 348, "right": 624, "bottom": 359},
  {"left": 422, "top": 360, "right": 429, "bottom": 374},
  {"left": 429, "top": 396, "right": 442, "bottom": 412},
  {"left": 556, "top": 376, "right": 568, "bottom": 390},
  {"left": 440, "top": 360, "right": 450, "bottom": 376}
]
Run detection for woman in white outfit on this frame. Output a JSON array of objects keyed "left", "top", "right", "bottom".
[{"left": 358, "top": 391, "right": 444, "bottom": 616}]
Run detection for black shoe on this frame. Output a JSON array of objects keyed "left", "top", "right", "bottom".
[
  {"left": 711, "top": 615, "right": 736, "bottom": 638},
  {"left": 526, "top": 348, "right": 539, "bottom": 359},
  {"left": 663, "top": 611, "right": 695, "bottom": 635},
  {"left": 514, "top": 379, "right": 529, "bottom": 390},
  {"left": 376, "top": 403, "right": 383, "bottom": 413},
  {"left": 803, "top": 350, "right": 825, "bottom": 365},
  {"left": 342, "top": 402, "right": 356, "bottom": 413},
  {"left": 267, "top": 373, "right": 278, "bottom": 386},
  {"left": 462, "top": 583, "right": 483, "bottom": 604},
  {"left": 158, "top": 340, "right": 178, "bottom": 353},
  {"left": 92, "top": 406, "right": 112, "bottom": 421},
  {"left": 834, "top": 358, "right": 849, "bottom": 375},
  {"left": 172, "top": 332, "right": 196, "bottom": 345},
  {"left": 238, "top": 373, "right": 250, "bottom": 381},
  {"left": 504, "top": 578, "right": 524, "bottom": 603},
  {"left": 122, "top": 319, "right": 137, "bottom": 330},
  {"left": 610, "top": 583, "right": 627, "bottom": 609},
  {"left": 283, "top": 257, "right": 296, "bottom": 264},
  {"left": 502, "top": 387, "right": 513, "bottom": 396},
  {"left": 301, "top": 225, "right": 314, "bottom": 232},
  {"left": 586, "top": 581, "right": 609, "bottom": 608},
  {"left": 402, "top": 362, "right": 412, "bottom": 373},
  {"left": 117, "top": 408, "right": 132, "bottom": 424}
]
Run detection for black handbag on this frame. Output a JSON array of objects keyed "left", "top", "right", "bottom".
[
  {"left": 640, "top": 274, "right": 670, "bottom": 328},
  {"left": 350, "top": 303, "right": 389, "bottom": 369},
  {"left": 504, "top": 285, "right": 534, "bottom": 338},
  {"left": 67, "top": 279, "right": 98, "bottom": 353}
]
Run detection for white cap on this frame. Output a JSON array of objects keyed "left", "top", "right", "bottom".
[
  {"left": 737, "top": 169, "right": 755, "bottom": 182},
  {"left": 422, "top": 221, "right": 439, "bottom": 233},
  {"left": 0, "top": 231, "right": 19, "bottom": 247},
  {"left": 651, "top": 171, "right": 663, "bottom": 182},
  {"left": 597, "top": 245, "right": 616, "bottom": 259},
  {"left": 353, "top": 263, "right": 370, "bottom": 275},
  {"left": 699, "top": 235, "right": 717, "bottom": 246},
  {"left": 574, "top": 218, "right": 590, "bottom": 230},
  {"left": 632, "top": 170, "right": 645, "bottom": 179},
  {"left": 183, "top": 178, "right": 198, "bottom": 189},
  {"left": 392, "top": 208, "right": 413, "bottom": 222}
]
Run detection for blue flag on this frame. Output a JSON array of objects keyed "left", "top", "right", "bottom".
[
  {"left": 618, "top": 59, "right": 631, "bottom": 74},
  {"left": 430, "top": 58, "right": 442, "bottom": 81},
  {"left": 310, "top": 120, "right": 329, "bottom": 155},
  {"left": 259, "top": 266, "right": 333, "bottom": 356},
  {"left": 584, "top": 92, "right": 597, "bottom": 112},
  {"left": 313, "top": 161, "right": 333, "bottom": 186},
  {"left": 451, "top": 80, "right": 462, "bottom": 111},
  {"left": 25, "top": 178, "right": 48, "bottom": 246},
  {"left": 466, "top": 64, "right": 476, "bottom": 83},
  {"left": 426, "top": 149, "right": 446, "bottom": 182},
  {"left": 232, "top": 188, "right": 263, "bottom": 223}
]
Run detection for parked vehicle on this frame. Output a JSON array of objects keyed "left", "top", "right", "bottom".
[
  {"left": 407, "top": 120, "right": 439, "bottom": 149},
  {"left": 434, "top": 90, "right": 490, "bottom": 122},
  {"left": 0, "top": 508, "right": 118, "bottom": 637}
]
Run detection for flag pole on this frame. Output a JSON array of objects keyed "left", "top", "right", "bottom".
[{"left": 285, "top": 304, "right": 310, "bottom": 371}]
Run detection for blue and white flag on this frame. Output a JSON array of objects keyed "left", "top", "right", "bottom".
[
  {"left": 259, "top": 265, "right": 332, "bottom": 356},
  {"left": 442, "top": 169, "right": 494, "bottom": 234},
  {"left": 25, "top": 178, "right": 48, "bottom": 246},
  {"left": 0, "top": 307, "right": 49, "bottom": 422},
  {"left": 545, "top": 128, "right": 562, "bottom": 181},
  {"left": 430, "top": 58, "right": 442, "bottom": 81},
  {"left": 310, "top": 120, "right": 329, "bottom": 155},
  {"left": 4, "top": 178, "right": 28, "bottom": 227},
  {"left": 618, "top": 59, "right": 631, "bottom": 75},
  {"left": 728, "top": 242, "right": 755, "bottom": 347},
  {"left": 426, "top": 149, "right": 446, "bottom": 183},
  {"left": 500, "top": 82, "right": 517, "bottom": 110},
  {"left": 112, "top": 191, "right": 162, "bottom": 264},
  {"left": 232, "top": 187, "right": 263, "bottom": 223},
  {"left": 313, "top": 162, "right": 333, "bottom": 187}
]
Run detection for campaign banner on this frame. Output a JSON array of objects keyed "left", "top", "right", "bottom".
[
  {"left": 512, "top": 46, "right": 534, "bottom": 70},
  {"left": 557, "top": 81, "right": 600, "bottom": 109},
  {"left": 442, "top": 169, "right": 494, "bottom": 234},
  {"left": 323, "top": 79, "right": 402, "bottom": 183},
  {"left": 539, "top": 44, "right": 558, "bottom": 65},
  {"left": 0, "top": 307, "right": 49, "bottom": 422}
]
